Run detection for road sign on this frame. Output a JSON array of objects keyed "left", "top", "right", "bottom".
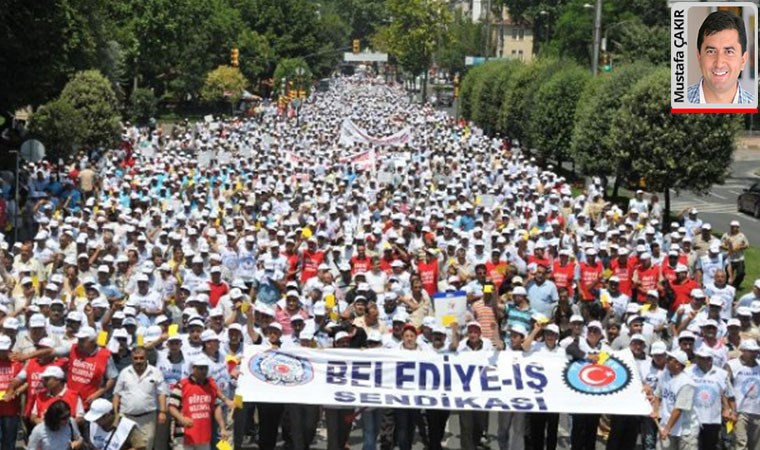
[
  {"left": 20, "top": 139, "right": 45, "bottom": 162},
  {"left": 465, "top": 56, "right": 486, "bottom": 66}
]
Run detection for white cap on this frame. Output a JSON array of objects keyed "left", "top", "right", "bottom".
[
  {"left": 41, "top": 365, "right": 65, "bottom": 379},
  {"left": 545, "top": 324, "right": 560, "bottom": 335},
  {"left": 630, "top": 333, "right": 646, "bottom": 343},
  {"left": 2, "top": 318, "right": 19, "bottom": 330},
  {"left": 570, "top": 314, "right": 584, "bottom": 323},
  {"left": 201, "top": 330, "right": 220, "bottom": 342},
  {"left": 708, "top": 297, "right": 723, "bottom": 307},
  {"left": 646, "top": 289, "right": 659, "bottom": 299},
  {"left": 512, "top": 286, "right": 527, "bottom": 296},
  {"left": 587, "top": 320, "right": 603, "bottom": 331},
  {"left": 335, "top": 331, "right": 350, "bottom": 341},
  {"left": 691, "top": 288, "right": 706, "bottom": 299},
  {"left": 76, "top": 326, "right": 97, "bottom": 340},
  {"left": 85, "top": 399, "right": 114, "bottom": 422},
  {"left": 37, "top": 337, "right": 55, "bottom": 348},
  {"left": 193, "top": 356, "right": 213, "bottom": 367},
  {"left": 667, "top": 350, "right": 689, "bottom": 366},
  {"left": 29, "top": 314, "right": 46, "bottom": 328},
  {"left": 650, "top": 341, "right": 667, "bottom": 355},
  {"left": 740, "top": 340, "right": 760, "bottom": 351},
  {"left": 0, "top": 335, "right": 11, "bottom": 351},
  {"left": 675, "top": 264, "right": 688, "bottom": 273},
  {"left": 367, "top": 330, "right": 383, "bottom": 342},
  {"left": 694, "top": 346, "right": 713, "bottom": 358}
]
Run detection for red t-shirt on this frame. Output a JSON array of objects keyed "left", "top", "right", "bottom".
[
  {"left": 610, "top": 259, "right": 634, "bottom": 297},
  {"left": 208, "top": 281, "right": 229, "bottom": 308},
  {"left": 67, "top": 345, "right": 111, "bottom": 404},
  {"left": 300, "top": 250, "right": 325, "bottom": 284},
  {"left": 179, "top": 377, "right": 220, "bottom": 445},
  {"left": 579, "top": 261, "right": 603, "bottom": 301},
  {"left": 0, "top": 359, "right": 23, "bottom": 416},
  {"left": 551, "top": 261, "right": 576, "bottom": 297},
  {"left": 635, "top": 265, "right": 660, "bottom": 301},
  {"left": 351, "top": 256, "right": 372, "bottom": 275},
  {"left": 417, "top": 259, "right": 439, "bottom": 297}
]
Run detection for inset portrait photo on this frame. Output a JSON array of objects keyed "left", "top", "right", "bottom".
[{"left": 671, "top": 2, "right": 758, "bottom": 113}]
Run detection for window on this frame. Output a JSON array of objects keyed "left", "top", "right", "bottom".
[
  {"left": 511, "top": 27, "right": 518, "bottom": 40},
  {"left": 518, "top": 50, "right": 524, "bottom": 60},
  {"left": 518, "top": 28, "right": 525, "bottom": 40}
]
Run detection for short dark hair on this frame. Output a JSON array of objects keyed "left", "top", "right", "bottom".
[
  {"left": 44, "top": 400, "right": 71, "bottom": 431},
  {"left": 697, "top": 10, "right": 748, "bottom": 54}
]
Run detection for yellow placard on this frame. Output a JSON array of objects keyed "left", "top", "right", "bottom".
[
  {"left": 0, "top": 391, "right": 6, "bottom": 401},
  {"left": 483, "top": 285, "right": 493, "bottom": 294},
  {"left": 217, "top": 440, "right": 232, "bottom": 450},
  {"left": 240, "top": 302, "right": 250, "bottom": 313},
  {"left": 301, "top": 227, "right": 313, "bottom": 239},
  {"left": 727, "top": 420, "right": 734, "bottom": 434},
  {"left": 597, "top": 351, "right": 610, "bottom": 365},
  {"left": 536, "top": 316, "right": 550, "bottom": 325},
  {"left": 442, "top": 315, "right": 456, "bottom": 327},
  {"left": 234, "top": 394, "right": 243, "bottom": 409},
  {"left": 137, "top": 334, "right": 145, "bottom": 347},
  {"left": 324, "top": 294, "right": 336, "bottom": 309},
  {"left": 96, "top": 331, "right": 109, "bottom": 347},
  {"left": 168, "top": 324, "right": 179, "bottom": 337},
  {"left": 225, "top": 354, "right": 237, "bottom": 364},
  {"left": 640, "top": 304, "right": 651, "bottom": 313}
]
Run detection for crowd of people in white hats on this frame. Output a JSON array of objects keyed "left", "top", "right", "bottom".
[{"left": 3, "top": 76, "right": 760, "bottom": 450}]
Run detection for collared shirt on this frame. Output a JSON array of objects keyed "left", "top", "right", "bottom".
[
  {"left": 687, "top": 78, "right": 755, "bottom": 104},
  {"left": 113, "top": 364, "right": 167, "bottom": 416}
]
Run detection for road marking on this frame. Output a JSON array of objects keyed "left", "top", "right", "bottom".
[
  {"left": 710, "top": 192, "right": 728, "bottom": 200},
  {"left": 730, "top": 190, "right": 742, "bottom": 195}
]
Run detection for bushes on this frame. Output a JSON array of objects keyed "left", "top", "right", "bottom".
[{"left": 459, "top": 60, "right": 741, "bottom": 223}]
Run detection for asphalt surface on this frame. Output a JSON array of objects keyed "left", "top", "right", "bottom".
[
  {"left": 251, "top": 412, "right": 608, "bottom": 450},
  {"left": 669, "top": 144, "right": 760, "bottom": 241}
]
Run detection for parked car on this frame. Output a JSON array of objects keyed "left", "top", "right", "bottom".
[{"left": 738, "top": 181, "right": 760, "bottom": 216}]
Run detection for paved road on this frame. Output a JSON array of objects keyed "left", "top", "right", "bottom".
[
  {"left": 669, "top": 146, "right": 760, "bottom": 241},
  {"left": 245, "top": 412, "right": 613, "bottom": 450}
]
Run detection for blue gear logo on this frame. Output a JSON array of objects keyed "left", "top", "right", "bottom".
[
  {"left": 249, "top": 350, "right": 314, "bottom": 386},
  {"left": 563, "top": 356, "right": 632, "bottom": 395}
]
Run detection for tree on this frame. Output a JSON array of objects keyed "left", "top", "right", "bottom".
[
  {"left": 201, "top": 66, "right": 248, "bottom": 106},
  {"left": 610, "top": 67, "right": 742, "bottom": 224},
  {"left": 28, "top": 99, "right": 87, "bottom": 161},
  {"left": 498, "top": 59, "right": 561, "bottom": 146},
  {"left": 273, "top": 58, "right": 312, "bottom": 96},
  {"left": 472, "top": 61, "right": 519, "bottom": 135},
  {"left": 0, "top": 0, "right": 114, "bottom": 112},
  {"left": 59, "top": 70, "right": 121, "bottom": 149},
  {"left": 527, "top": 63, "right": 590, "bottom": 165},
  {"left": 459, "top": 64, "right": 490, "bottom": 120},
  {"left": 435, "top": 10, "right": 485, "bottom": 76},
  {"left": 128, "top": 88, "right": 158, "bottom": 124},
  {"left": 383, "top": 0, "right": 451, "bottom": 102},
  {"left": 571, "top": 62, "right": 654, "bottom": 195}
]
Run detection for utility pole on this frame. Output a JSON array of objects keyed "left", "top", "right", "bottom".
[
  {"left": 484, "top": 0, "right": 492, "bottom": 60},
  {"left": 591, "top": 0, "right": 603, "bottom": 76}
]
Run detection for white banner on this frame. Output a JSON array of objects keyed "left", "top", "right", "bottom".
[
  {"left": 237, "top": 347, "right": 651, "bottom": 415},
  {"left": 433, "top": 291, "right": 468, "bottom": 326},
  {"left": 339, "top": 119, "right": 412, "bottom": 147},
  {"left": 339, "top": 149, "right": 376, "bottom": 172}
]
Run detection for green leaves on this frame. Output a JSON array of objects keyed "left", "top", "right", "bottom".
[
  {"left": 59, "top": 70, "right": 121, "bottom": 149},
  {"left": 201, "top": 66, "right": 248, "bottom": 105}
]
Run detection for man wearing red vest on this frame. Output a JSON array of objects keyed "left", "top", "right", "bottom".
[
  {"left": 578, "top": 249, "right": 603, "bottom": 303},
  {"left": 13, "top": 337, "right": 67, "bottom": 422},
  {"left": 169, "top": 356, "right": 227, "bottom": 448},
  {"left": 67, "top": 326, "right": 117, "bottom": 408},
  {"left": 30, "top": 365, "right": 84, "bottom": 425},
  {"left": 551, "top": 249, "right": 576, "bottom": 298},
  {"left": 417, "top": 249, "right": 440, "bottom": 297},
  {"left": 666, "top": 265, "right": 700, "bottom": 314},
  {"left": 633, "top": 253, "right": 660, "bottom": 303},
  {"left": 609, "top": 249, "right": 634, "bottom": 297},
  {"left": 0, "top": 335, "right": 23, "bottom": 450},
  {"left": 350, "top": 243, "right": 372, "bottom": 275},
  {"left": 486, "top": 249, "right": 508, "bottom": 289},
  {"left": 299, "top": 238, "right": 325, "bottom": 283}
]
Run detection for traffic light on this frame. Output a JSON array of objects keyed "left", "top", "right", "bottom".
[
  {"left": 352, "top": 39, "right": 360, "bottom": 54},
  {"left": 231, "top": 48, "right": 239, "bottom": 67},
  {"left": 601, "top": 52, "right": 611, "bottom": 73}
]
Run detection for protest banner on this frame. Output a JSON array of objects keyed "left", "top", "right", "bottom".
[{"left": 237, "top": 347, "right": 651, "bottom": 415}]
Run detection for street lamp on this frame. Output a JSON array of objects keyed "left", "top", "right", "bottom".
[
  {"left": 539, "top": 10, "right": 550, "bottom": 47},
  {"left": 583, "top": 0, "right": 603, "bottom": 76}
]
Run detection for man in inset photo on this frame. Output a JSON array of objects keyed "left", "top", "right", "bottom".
[{"left": 688, "top": 10, "right": 755, "bottom": 104}]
